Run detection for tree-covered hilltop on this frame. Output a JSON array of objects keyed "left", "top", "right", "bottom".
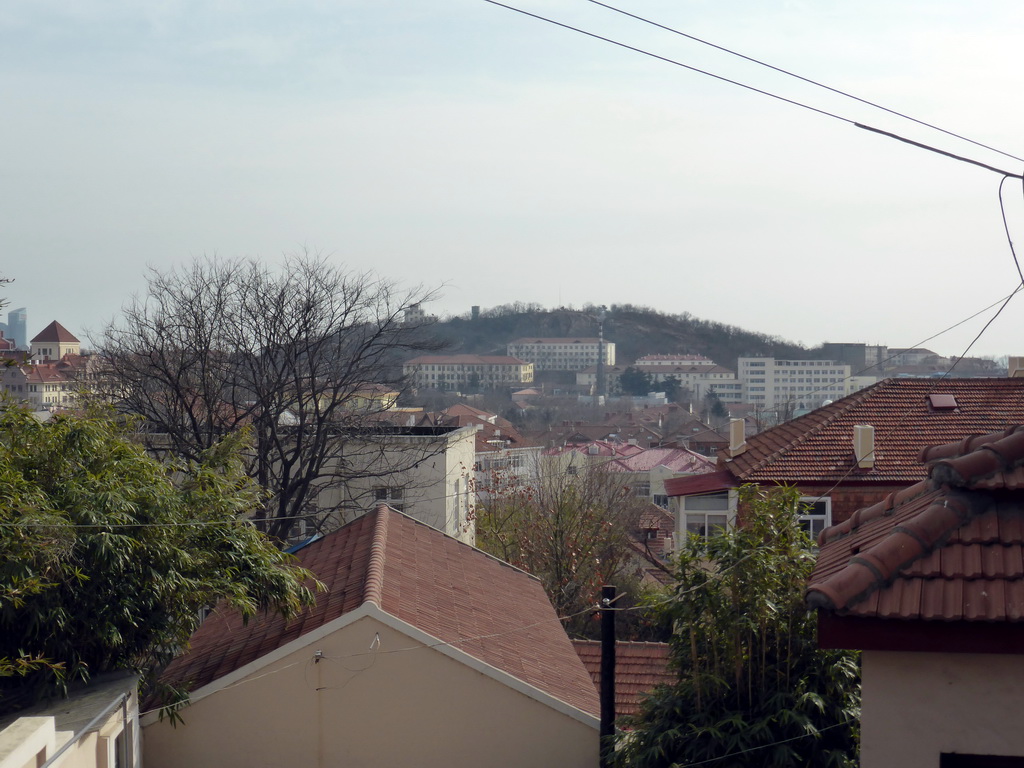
[{"left": 432, "top": 303, "right": 810, "bottom": 369}]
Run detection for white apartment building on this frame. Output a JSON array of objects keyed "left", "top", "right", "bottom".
[
  {"left": 506, "top": 337, "right": 615, "bottom": 372},
  {"left": 403, "top": 355, "right": 534, "bottom": 391},
  {"left": 576, "top": 362, "right": 740, "bottom": 401},
  {"left": 737, "top": 357, "right": 855, "bottom": 410},
  {"left": 635, "top": 354, "right": 715, "bottom": 367}
]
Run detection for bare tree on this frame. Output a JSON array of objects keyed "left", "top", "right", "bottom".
[{"left": 95, "top": 255, "right": 445, "bottom": 541}]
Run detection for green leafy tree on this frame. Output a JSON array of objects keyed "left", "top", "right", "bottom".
[
  {"left": 615, "top": 486, "right": 859, "bottom": 768},
  {"left": 618, "top": 366, "right": 653, "bottom": 397},
  {"left": 0, "top": 407, "right": 317, "bottom": 708}
]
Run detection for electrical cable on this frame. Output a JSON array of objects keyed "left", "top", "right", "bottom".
[
  {"left": 584, "top": 0, "right": 1024, "bottom": 165},
  {"left": 482, "top": 0, "right": 1024, "bottom": 179}
]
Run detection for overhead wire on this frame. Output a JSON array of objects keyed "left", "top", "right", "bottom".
[
  {"left": 481, "top": 0, "right": 1024, "bottom": 179},
  {"left": 583, "top": 0, "right": 1024, "bottom": 164}
]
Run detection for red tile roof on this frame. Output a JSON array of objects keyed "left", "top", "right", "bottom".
[
  {"left": 807, "top": 426, "right": 1024, "bottom": 623},
  {"left": 30, "top": 321, "right": 79, "bottom": 344},
  {"left": 161, "top": 507, "right": 599, "bottom": 715},
  {"left": 723, "top": 377, "right": 1024, "bottom": 485},
  {"left": 606, "top": 447, "right": 715, "bottom": 475},
  {"left": 572, "top": 641, "right": 673, "bottom": 718}
]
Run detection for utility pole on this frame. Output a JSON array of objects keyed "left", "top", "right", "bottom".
[{"left": 600, "top": 584, "right": 616, "bottom": 768}]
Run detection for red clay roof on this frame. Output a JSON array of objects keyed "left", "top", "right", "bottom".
[
  {"left": 161, "top": 507, "right": 599, "bottom": 715},
  {"left": 807, "top": 426, "right": 1024, "bottom": 622},
  {"left": 723, "top": 377, "right": 1024, "bottom": 485},
  {"left": 30, "top": 321, "right": 79, "bottom": 344},
  {"left": 572, "top": 641, "right": 673, "bottom": 718}
]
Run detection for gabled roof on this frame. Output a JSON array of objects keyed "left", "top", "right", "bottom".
[
  {"left": 605, "top": 447, "right": 715, "bottom": 475},
  {"left": 722, "top": 377, "right": 1024, "bottom": 485},
  {"left": 161, "top": 507, "right": 599, "bottom": 715},
  {"left": 30, "top": 321, "right": 79, "bottom": 344},
  {"left": 807, "top": 426, "right": 1024, "bottom": 624},
  {"left": 572, "top": 641, "right": 673, "bottom": 718}
]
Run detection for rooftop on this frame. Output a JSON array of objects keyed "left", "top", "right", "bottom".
[
  {"left": 30, "top": 321, "right": 79, "bottom": 344},
  {"left": 807, "top": 426, "right": 1024, "bottom": 624},
  {"left": 161, "top": 506, "right": 598, "bottom": 715},
  {"left": 572, "top": 641, "right": 673, "bottom": 719}
]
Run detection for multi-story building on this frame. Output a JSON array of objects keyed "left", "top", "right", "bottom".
[
  {"left": 506, "top": 337, "right": 615, "bottom": 372},
  {"left": 30, "top": 320, "right": 81, "bottom": 361},
  {"left": 0, "top": 307, "right": 27, "bottom": 350},
  {"left": 577, "top": 362, "right": 738, "bottom": 401},
  {"left": 737, "top": 357, "right": 864, "bottom": 411},
  {"left": 403, "top": 355, "right": 533, "bottom": 391},
  {"left": 634, "top": 354, "right": 716, "bottom": 367}
]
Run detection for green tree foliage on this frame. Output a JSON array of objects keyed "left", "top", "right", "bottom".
[
  {"left": 618, "top": 367, "right": 653, "bottom": 397},
  {"left": 0, "top": 408, "right": 316, "bottom": 708},
  {"left": 616, "top": 486, "right": 859, "bottom": 768}
]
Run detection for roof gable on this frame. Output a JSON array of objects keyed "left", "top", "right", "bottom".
[{"left": 161, "top": 507, "right": 598, "bottom": 715}]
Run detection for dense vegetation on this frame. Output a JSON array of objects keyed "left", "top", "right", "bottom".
[{"left": 433, "top": 303, "right": 809, "bottom": 369}]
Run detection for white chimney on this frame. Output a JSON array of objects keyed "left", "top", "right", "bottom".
[
  {"left": 854, "top": 424, "right": 875, "bottom": 469},
  {"left": 727, "top": 418, "right": 746, "bottom": 457},
  {"left": 1010, "top": 357, "right": 1024, "bottom": 378}
]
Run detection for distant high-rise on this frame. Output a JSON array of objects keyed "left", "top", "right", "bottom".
[{"left": 0, "top": 307, "right": 27, "bottom": 349}]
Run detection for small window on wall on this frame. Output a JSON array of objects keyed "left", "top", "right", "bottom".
[
  {"left": 684, "top": 512, "right": 728, "bottom": 538},
  {"left": 798, "top": 497, "right": 831, "bottom": 541},
  {"left": 941, "top": 755, "right": 1024, "bottom": 767},
  {"left": 682, "top": 492, "right": 733, "bottom": 538}
]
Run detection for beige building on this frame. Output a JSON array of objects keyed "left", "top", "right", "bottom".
[
  {"left": 317, "top": 424, "right": 479, "bottom": 545},
  {"left": 30, "top": 321, "right": 81, "bottom": 362},
  {"left": 808, "top": 426, "right": 1024, "bottom": 768},
  {"left": 403, "top": 354, "right": 533, "bottom": 391},
  {"left": 507, "top": 337, "right": 615, "bottom": 372},
  {"left": 0, "top": 673, "right": 139, "bottom": 768},
  {"left": 144, "top": 506, "right": 600, "bottom": 768}
]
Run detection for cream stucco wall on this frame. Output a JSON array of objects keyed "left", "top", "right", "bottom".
[
  {"left": 862, "top": 650, "right": 1024, "bottom": 768},
  {"left": 143, "top": 611, "right": 598, "bottom": 768}
]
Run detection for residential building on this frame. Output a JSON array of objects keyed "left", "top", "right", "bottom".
[
  {"left": 0, "top": 356, "right": 89, "bottom": 411},
  {"left": 0, "top": 673, "right": 140, "bottom": 768},
  {"left": 737, "top": 356, "right": 862, "bottom": 411},
  {"left": 143, "top": 506, "right": 600, "bottom": 768},
  {"left": 317, "top": 424, "right": 478, "bottom": 545},
  {"left": 807, "top": 426, "right": 1024, "bottom": 768},
  {"left": 576, "top": 362, "right": 738, "bottom": 400},
  {"left": 30, "top": 321, "right": 80, "bottom": 362},
  {"left": 635, "top": 354, "right": 716, "bottom": 367},
  {"left": 507, "top": 337, "right": 615, "bottom": 372},
  {"left": 403, "top": 354, "right": 533, "bottom": 391},
  {"left": 667, "top": 376, "right": 1024, "bottom": 544}
]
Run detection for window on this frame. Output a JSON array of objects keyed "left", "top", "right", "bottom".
[
  {"left": 683, "top": 491, "right": 733, "bottom": 538},
  {"left": 373, "top": 486, "right": 405, "bottom": 512},
  {"left": 798, "top": 497, "right": 831, "bottom": 540}
]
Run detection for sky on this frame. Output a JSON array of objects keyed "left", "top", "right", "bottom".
[{"left": 3, "top": 0, "right": 1024, "bottom": 359}]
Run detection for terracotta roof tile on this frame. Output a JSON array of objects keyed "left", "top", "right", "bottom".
[
  {"left": 807, "top": 425, "right": 1024, "bottom": 623},
  {"left": 572, "top": 641, "right": 673, "bottom": 718},
  {"left": 161, "top": 507, "right": 598, "bottom": 715},
  {"left": 727, "top": 378, "right": 1024, "bottom": 485},
  {"left": 30, "top": 321, "right": 79, "bottom": 344}
]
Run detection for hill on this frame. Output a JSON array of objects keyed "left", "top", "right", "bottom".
[{"left": 430, "top": 303, "right": 810, "bottom": 369}]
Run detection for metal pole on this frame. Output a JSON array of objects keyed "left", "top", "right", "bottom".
[{"left": 600, "top": 584, "right": 616, "bottom": 768}]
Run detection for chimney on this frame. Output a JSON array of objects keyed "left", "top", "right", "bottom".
[
  {"left": 727, "top": 418, "right": 746, "bottom": 457},
  {"left": 854, "top": 424, "right": 875, "bottom": 469},
  {"left": 1010, "top": 357, "right": 1024, "bottom": 378}
]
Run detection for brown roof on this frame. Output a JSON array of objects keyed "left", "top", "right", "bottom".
[
  {"left": 30, "top": 321, "right": 79, "bottom": 344},
  {"left": 572, "top": 641, "right": 673, "bottom": 718},
  {"left": 723, "top": 377, "right": 1024, "bottom": 485},
  {"left": 161, "top": 507, "right": 599, "bottom": 715},
  {"left": 807, "top": 426, "right": 1024, "bottom": 623}
]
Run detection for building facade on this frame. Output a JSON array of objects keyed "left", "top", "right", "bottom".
[
  {"left": 403, "top": 355, "right": 534, "bottom": 391},
  {"left": 737, "top": 357, "right": 859, "bottom": 410},
  {"left": 506, "top": 338, "right": 615, "bottom": 372}
]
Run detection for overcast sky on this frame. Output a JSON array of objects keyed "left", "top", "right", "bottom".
[{"left": 3, "top": 0, "right": 1024, "bottom": 359}]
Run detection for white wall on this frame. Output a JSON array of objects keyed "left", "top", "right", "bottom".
[{"left": 862, "top": 650, "right": 1024, "bottom": 768}]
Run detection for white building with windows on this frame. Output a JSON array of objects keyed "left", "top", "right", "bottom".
[
  {"left": 506, "top": 338, "right": 615, "bottom": 372},
  {"left": 403, "top": 355, "right": 533, "bottom": 391},
  {"left": 737, "top": 357, "right": 860, "bottom": 410}
]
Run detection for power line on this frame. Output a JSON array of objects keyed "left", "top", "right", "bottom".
[
  {"left": 482, "top": 0, "right": 1024, "bottom": 179},
  {"left": 583, "top": 0, "right": 1024, "bottom": 165}
]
